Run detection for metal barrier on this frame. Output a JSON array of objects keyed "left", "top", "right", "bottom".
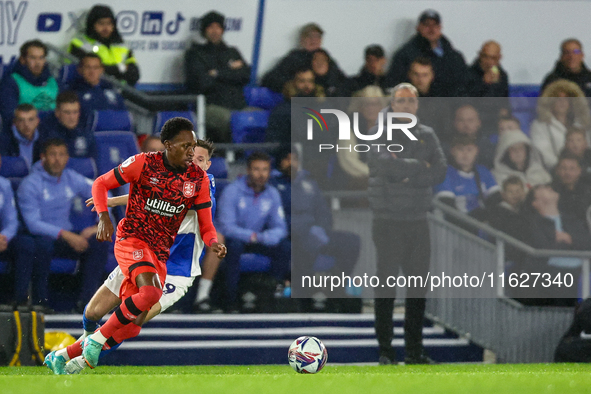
[
  {"left": 45, "top": 43, "right": 281, "bottom": 160},
  {"left": 327, "top": 193, "right": 591, "bottom": 362},
  {"left": 45, "top": 43, "right": 206, "bottom": 138}
]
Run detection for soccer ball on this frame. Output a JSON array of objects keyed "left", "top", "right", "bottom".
[{"left": 288, "top": 336, "right": 328, "bottom": 374}]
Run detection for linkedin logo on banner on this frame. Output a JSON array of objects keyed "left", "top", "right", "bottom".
[{"left": 116, "top": 11, "right": 185, "bottom": 36}]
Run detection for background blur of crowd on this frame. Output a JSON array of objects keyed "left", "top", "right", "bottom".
[{"left": 0, "top": 4, "right": 590, "bottom": 314}]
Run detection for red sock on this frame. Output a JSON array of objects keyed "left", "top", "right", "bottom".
[
  {"left": 66, "top": 339, "right": 84, "bottom": 359},
  {"left": 103, "top": 323, "right": 142, "bottom": 349},
  {"left": 98, "top": 285, "right": 161, "bottom": 339}
]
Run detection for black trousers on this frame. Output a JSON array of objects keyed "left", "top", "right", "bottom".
[{"left": 372, "top": 218, "right": 430, "bottom": 358}]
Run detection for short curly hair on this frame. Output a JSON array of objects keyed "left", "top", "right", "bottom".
[{"left": 160, "top": 117, "right": 194, "bottom": 143}]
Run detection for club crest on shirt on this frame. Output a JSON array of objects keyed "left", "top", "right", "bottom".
[
  {"left": 183, "top": 181, "right": 196, "bottom": 198},
  {"left": 133, "top": 249, "right": 144, "bottom": 260}
]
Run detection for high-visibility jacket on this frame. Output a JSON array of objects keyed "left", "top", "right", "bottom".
[{"left": 68, "top": 35, "right": 139, "bottom": 85}]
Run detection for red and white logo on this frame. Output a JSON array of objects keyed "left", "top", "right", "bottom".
[
  {"left": 183, "top": 182, "right": 196, "bottom": 198},
  {"left": 133, "top": 249, "right": 144, "bottom": 260}
]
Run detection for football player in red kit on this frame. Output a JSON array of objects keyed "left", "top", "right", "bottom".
[{"left": 47, "top": 117, "right": 225, "bottom": 371}]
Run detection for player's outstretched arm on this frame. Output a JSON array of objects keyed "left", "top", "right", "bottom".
[
  {"left": 196, "top": 205, "right": 226, "bottom": 258},
  {"left": 86, "top": 195, "right": 130, "bottom": 212}
]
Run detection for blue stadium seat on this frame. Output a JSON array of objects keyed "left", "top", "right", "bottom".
[
  {"left": 59, "top": 64, "right": 80, "bottom": 87},
  {"left": 90, "top": 110, "right": 134, "bottom": 133},
  {"left": 50, "top": 258, "right": 78, "bottom": 274},
  {"left": 67, "top": 157, "right": 97, "bottom": 179},
  {"left": 105, "top": 243, "right": 118, "bottom": 273},
  {"left": 231, "top": 110, "right": 270, "bottom": 143},
  {"left": 37, "top": 110, "right": 53, "bottom": 123},
  {"left": 239, "top": 253, "right": 271, "bottom": 273},
  {"left": 208, "top": 157, "right": 228, "bottom": 179},
  {"left": 1, "top": 58, "right": 17, "bottom": 81},
  {"left": 94, "top": 131, "right": 140, "bottom": 175},
  {"left": 244, "top": 86, "right": 284, "bottom": 110},
  {"left": 0, "top": 156, "right": 28, "bottom": 178},
  {"left": 153, "top": 111, "right": 196, "bottom": 135},
  {"left": 70, "top": 195, "right": 96, "bottom": 233},
  {"left": 508, "top": 85, "right": 540, "bottom": 98},
  {"left": 213, "top": 178, "right": 229, "bottom": 200}
]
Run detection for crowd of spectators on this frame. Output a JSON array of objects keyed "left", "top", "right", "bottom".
[{"left": 1, "top": 5, "right": 591, "bottom": 312}]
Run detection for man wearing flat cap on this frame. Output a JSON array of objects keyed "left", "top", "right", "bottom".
[
  {"left": 185, "top": 11, "right": 251, "bottom": 142},
  {"left": 385, "top": 10, "right": 467, "bottom": 97}
]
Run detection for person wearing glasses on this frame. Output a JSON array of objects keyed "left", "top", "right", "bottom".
[
  {"left": 542, "top": 39, "right": 591, "bottom": 97},
  {"left": 367, "top": 83, "right": 447, "bottom": 364}
]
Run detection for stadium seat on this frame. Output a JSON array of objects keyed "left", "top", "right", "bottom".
[
  {"left": 213, "top": 178, "right": 229, "bottom": 200},
  {"left": 90, "top": 110, "right": 134, "bottom": 133},
  {"left": 231, "top": 110, "right": 270, "bottom": 143},
  {"left": 239, "top": 253, "right": 271, "bottom": 273},
  {"left": 67, "top": 157, "right": 97, "bottom": 179},
  {"left": 70, "top": 195, "right": 96, "bottom": 233},
  {"left": 1, "top": 57, "right": 17, "bottom": 81},
  {"left": 0, "top": 156, "right": 28, "bottom": 178},
  {"left": 58, "top": 64, "right": 80, "bottom": 87},
  {"left": 153, "top": 111, "right": 196, "bottom": 135},
  {"left": 105, "top": 243, "right": 118, "bottom": 273},
  {"left": 94, "top": 131, "right": 140, "bottom": 175},
  {"left": 244, "top": 86, "right": 284, "bottom": 110},
  {"left": 37, "top": 110, "right": 53, "bottom": 122},
  {"left": 50, "top": 258, "right": 78, "bottom": 274},
  {"left": 0, "top": 260, "right": 9, "bottom": 274},
  {"left": 508, "top": 85, "right": 540, "bottom": 98},
  {"left": 208, "top": 157, "right": 228, "bottom": 179}
]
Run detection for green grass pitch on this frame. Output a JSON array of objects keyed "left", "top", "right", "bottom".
[{"left": 1, "top": 364, "right": 591, "bottom": 394}]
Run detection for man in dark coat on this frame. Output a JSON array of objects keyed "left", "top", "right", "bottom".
[
  {"left": 368, "top": 83, "right": 447, "bottom": 364},
  {"left": 185, "top": 11, "right": 251, "bottom": 142},
  {"left": 347, "top": 45, "right": 389, "bottom": 95},
  {"left": 385, "top": 10, "right": 467, "bottom": 97}
]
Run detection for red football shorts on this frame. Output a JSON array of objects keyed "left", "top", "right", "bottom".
[{"left": 114, "top": 237, "right": 166, "bottom": 300}]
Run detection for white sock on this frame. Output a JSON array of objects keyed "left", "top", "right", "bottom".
[
  {"left": 55, "top": 348, "right": 70, "bottom": 361},
  {"left": 89, "top": 330, "right": 108, "bottom": 345},
  {"left": 196, "top": 279, "right": 213, "bottom": 302}
]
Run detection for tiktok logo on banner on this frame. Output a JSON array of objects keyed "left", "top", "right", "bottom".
[{"left": 114, "top": 10, "right": 186, "bottom": 36}]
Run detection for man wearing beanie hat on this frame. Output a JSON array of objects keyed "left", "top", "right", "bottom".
[
  {"left": 68, "top": 5, "right": 139, "bottom": 86},
  {"left": 385, "top": 9, "right": 467, "bottom": 97},
  {"left": 185, "top": 10, "right": 251, "bottom": 143}
]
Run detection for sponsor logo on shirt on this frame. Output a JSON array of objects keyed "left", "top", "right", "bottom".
[{"left": 145, "top": 198, "right": 185, "bottom": 217}]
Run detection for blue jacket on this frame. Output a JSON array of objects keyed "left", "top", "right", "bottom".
[
  {"left": 38, "top": 113, "right": 97, "bottom": 160},
  {"left": 218, "top": 176, "right": 287, "bottom": 246},
  {"left": 17, "top": 165, "right": 93, "bottom": 238},
  {"left": 0, "top": 62, "right": 60, "bottom": 126},
  {"left": 0, "top": 176, "right": 18, "bottom": 242},
  {"left": 69, "top": 77, "right": 126, "bottom": 120}
]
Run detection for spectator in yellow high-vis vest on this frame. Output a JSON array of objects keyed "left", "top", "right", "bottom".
[{"left": 68, "top": 5, "right": 139, "bottom": 86}]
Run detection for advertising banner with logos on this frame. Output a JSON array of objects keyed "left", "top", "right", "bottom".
[{"left": 0, "top": 0, "right": 257, "bottom": 86}]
